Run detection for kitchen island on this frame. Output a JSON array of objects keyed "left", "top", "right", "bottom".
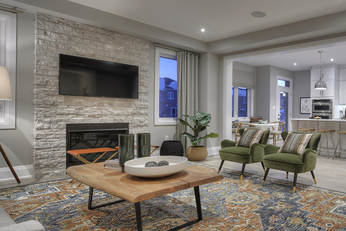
[{"left": 290, "top": 118, "right": 346, "bottom": 158}]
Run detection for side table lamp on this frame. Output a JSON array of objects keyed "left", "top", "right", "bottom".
[{"left": 0, "top": 66, "right": 20, "bottom": 183}]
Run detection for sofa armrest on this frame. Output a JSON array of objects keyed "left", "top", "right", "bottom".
[
  {"left": 264, "top": 144, "right": 280, "bottom": 155},
  {"left": 221, "top": 139, "right": 236, "bottom": 148},
  {"left": 250, "top": 143, "right": 266, "bottom": 162},
  {"left": 0, "top": 220, "right": 45, "bottom": 231},
  {"left": 301, "top": 148, "right": 317, "bottom": 172}
]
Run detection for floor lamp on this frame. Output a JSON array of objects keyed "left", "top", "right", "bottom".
[{"left": 0, "top": 66, "right": 20, "bottom": 183}]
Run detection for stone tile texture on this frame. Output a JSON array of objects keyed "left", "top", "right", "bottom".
[{"left": 34, "top": 13, "right": 149, "bottom": 178}]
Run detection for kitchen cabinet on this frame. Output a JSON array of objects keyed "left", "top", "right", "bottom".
[{"left": 340, "top": 69, "right": 346, "bottom": 104}]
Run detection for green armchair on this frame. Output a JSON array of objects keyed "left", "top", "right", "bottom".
[
  {"left": 218, "top": 128, "right": 270, "bottom": 180},
  {"left": 262, "top": 131, "right": 321, "bottom": 193}
]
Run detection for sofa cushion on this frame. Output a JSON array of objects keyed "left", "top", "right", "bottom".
[
  {"left": 278, "top": 132, "right": 312, "bottom": 155},
  {"left": 236, "top": 128, "right": 265, "bottom": 148},
  {"left": 0, "top": 205, "right": 15, "bottom": 227}
]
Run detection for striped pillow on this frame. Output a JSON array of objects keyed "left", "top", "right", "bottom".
[
  {"left": 278, "top": 133, "right": 312, "bottom": 155},
  {"left": 236, "top": 128, "right": 265, "bottom": 148}
]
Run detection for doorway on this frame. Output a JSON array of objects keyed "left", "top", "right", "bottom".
[{"left": 277, "top": 76, "right": 292, "bottom": 131}]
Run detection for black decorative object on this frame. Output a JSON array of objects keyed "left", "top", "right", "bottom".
[
  {"left": 160, "top": 140, "right": 184, "bottom": 156},
  {"left": 137, "top": 133, "right": 151, "bottom": 158},
  {"left": 145, "top": 161, "right": 157, "bottom": 167},
  {"left": 118, "top": 134, "right": 134, "bottom": 172},
  {"left": 158, "top": 160, "right": 169, "bottom": 166}
]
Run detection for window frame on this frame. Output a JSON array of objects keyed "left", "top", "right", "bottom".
[
  {"left": 0, "top": 11, "right": 16, "bottom": 129},
  {"left": 232, "top": 86, "right": 253, "bottom": 122},
  {"left": 154, "top": 47, "right": 178, "bottom": 126}
]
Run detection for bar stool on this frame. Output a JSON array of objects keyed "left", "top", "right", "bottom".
[
  {"left": 317, "top": 129, "right": 335, "bottom": 158},
  {"left": 334, "top": 130, "right": 346, "bottom": 159},
  {"left": 298, "top": 128, "right": 315, "bottom": 133}
]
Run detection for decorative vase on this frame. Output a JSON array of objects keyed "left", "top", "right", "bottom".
[
  {"left": 160, "top": 140, "right": 184, "bottom": 156},
  {"left": 118, "top": 134, "right": 134, "bottom": 172},
  {"left": 137, "top": 133, "right": 150, "bottom": 158},
  {"left": 186, "top": 146, "right": 208, "bottom": 161}
]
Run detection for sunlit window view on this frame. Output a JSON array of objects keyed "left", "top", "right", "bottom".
[{"left": 159, "top": 57, "right": 177, "bottom": 118}]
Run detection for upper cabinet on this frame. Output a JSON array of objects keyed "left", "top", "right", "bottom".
[
  {"left": 310, "top": 65, "right": 339, "bottom": 99},
  {"left": 340, "top": 69, "right": 346, "bottom": 104}
]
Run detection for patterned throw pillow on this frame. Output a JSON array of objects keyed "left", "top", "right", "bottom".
[
  {"left": 278, "top": 132, "right": 312, "bottom": 155},
  {"left": 236, "top": 128, "right": 265, "bottom": 148}
]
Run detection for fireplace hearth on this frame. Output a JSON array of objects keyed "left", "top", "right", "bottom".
[{"left": 66, "top": 123, "right": 129, "bottom": 168}]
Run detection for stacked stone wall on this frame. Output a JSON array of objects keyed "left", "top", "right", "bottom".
[{"left": 34, "top": 13, "right": 149, "bottom": 178}]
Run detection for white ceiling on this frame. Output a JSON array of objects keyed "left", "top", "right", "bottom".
[
  {"left": 67, "top": 0, "right": 346, "bottom": 70},
  {"left": 69, "top": 0, "right": 346, "bottom": 42},
  {"left": 235, "top": 41, "right": 346, "bottom": 71}
]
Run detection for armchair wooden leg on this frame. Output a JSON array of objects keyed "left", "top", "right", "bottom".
[
  {"left": 260, "top": 162, "right": 265, "bottom": 172},
  {"left": 217, "top": 160, "right": 225, "bottom": 174},
  {"left": 0, "top": 144, "right": 21, "bottom": 184},
  {"left": 240, "top": 163, "right": 246, "bottom": 180},
  {"left": 262, "top": 168, "right": 270, "bottom": 186},
  {"left": 310, "top": 171, "right": 317, "bottom": 184},
  {"left": 293, "top": 173, "right": 298, "bottom": 193}
]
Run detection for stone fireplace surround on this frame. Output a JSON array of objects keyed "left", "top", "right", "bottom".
[{"left": 33, "top": 13, "right": 149, "bottom": 178}]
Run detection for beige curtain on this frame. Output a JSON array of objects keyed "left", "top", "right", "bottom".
[{"left": 176, "top": 51, "right": 199, "bottom": 151}]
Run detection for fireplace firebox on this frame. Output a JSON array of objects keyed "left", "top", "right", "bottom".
[{"left": 66, "top": 123, "right": 129, "bottom": 168}]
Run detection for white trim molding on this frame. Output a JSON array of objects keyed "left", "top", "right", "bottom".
[
  {"left": 0, "top": 165, "right": 33, "bottom": 182},
  {"left": 154, "top": 47, "right": 177, "bottom": 126},
  {"left": 0, "top": 10, "right": 16, "bottom": 129}
]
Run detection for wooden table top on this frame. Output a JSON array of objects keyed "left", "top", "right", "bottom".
[{"left": 66, "top": 162, "right": 223, "bottom": 203}]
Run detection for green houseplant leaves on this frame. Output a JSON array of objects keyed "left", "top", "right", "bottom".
[{"left": 178, "top": 111, "right": 219, "bottom": 147}]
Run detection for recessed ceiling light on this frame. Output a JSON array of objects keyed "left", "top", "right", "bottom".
[
  {"left": 331, "top": 58, "right": 334, "bottom": 62},
  {"left": 294, "top": 63, "right": 297, "bottom": 66},
  {"left": 200, "top": 28, "right": 206, "bottom": 33},
  {"left": 251, "top": 11, "right": 266, "bottom": 18}
]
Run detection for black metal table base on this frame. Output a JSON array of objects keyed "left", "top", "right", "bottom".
[
  {"left": 134, "top": 186, "right": 202, "bottom": 231},
  {"left": 88, "top": 186, "right": 125, "bottom": 210},
  {"left": 88, "top": 186, "right": 203, "bottom": 231}
]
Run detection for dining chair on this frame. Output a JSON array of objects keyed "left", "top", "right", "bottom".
[{"left": 268, "top": 121, "right": 286, "bottom": 146}]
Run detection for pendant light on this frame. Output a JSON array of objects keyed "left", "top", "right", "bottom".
[{"left": 314, "top": 51, "right": 327, "bottom": 90}]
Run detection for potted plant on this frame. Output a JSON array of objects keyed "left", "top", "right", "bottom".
[{"left": 178, "top": 111, "right": 219, "bottom": 161}]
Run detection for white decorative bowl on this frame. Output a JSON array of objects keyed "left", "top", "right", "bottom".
[{"left": 124, "top": 156, "right": 188, "bottom": 178}]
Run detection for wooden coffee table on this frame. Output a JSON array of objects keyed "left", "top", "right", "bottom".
[{"left": 66, "top": 162, "right": 223, "bottom": 231}]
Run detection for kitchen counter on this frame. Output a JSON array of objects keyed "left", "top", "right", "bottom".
[
  {"left": 290, "top": 118, "right": 346, "bottom": 158},
  {"left": 291, "top": 118, "right": 346, "bottom": 122}
]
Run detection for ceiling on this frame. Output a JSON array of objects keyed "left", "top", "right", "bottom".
[
  {"left": 67, "top": 0, "right": 346, "bottom": 71},
  {"left": 69, "top": 0, "right": 346, "bottom": 43},
  {"left": 235, "top": 41, "right": 346, "bottom": 71}
]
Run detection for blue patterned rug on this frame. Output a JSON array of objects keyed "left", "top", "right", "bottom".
[{"left": 0, "top": 162, "right": 346, "bottom": 230}]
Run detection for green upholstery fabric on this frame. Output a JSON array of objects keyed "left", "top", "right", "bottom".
[
  {"left": 263, "top": 132, "right": 321, "bottom": 173},
  {"left": 218, "top": 130, "right": 270, "bottom": 170}
]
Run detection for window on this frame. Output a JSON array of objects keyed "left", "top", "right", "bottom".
[
  {"left": 155, "top": 47, "right": 178, "bottom": 125},
  {"left": 278, "top": 79, "right": 290, "bottom": 87},
  {"left": 232, "top": 87, "right": 252, "bottom": 120},
  {"left": 0, "top": 11, "right": 16, "bottom": 129}
]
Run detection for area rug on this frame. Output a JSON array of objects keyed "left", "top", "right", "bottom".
[{"left": 0, "top": 163, "right": 346, "bottom": 231}]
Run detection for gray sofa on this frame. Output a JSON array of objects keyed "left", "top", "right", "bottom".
[{"left": 0, "top": 205, "right": 45, "bottom": 231}]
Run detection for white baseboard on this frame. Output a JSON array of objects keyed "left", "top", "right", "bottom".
[
  {"left": 0, "top": 165, "right": 33, "bottom": 182},
  {"left": 208, "top": 146, "right": 221, "bottom": 156}
]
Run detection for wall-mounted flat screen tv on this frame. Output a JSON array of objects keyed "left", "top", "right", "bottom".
[{"left": 59, "top": 54, "right": 139, "bottom": 99}]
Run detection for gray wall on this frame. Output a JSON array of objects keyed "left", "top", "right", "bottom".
[
  {"left": 293, "top": 70, "right": 311, "bottom": 118},
  {"left": 0, "top": 12, "right": 35, "bottom": 168},
  {"left": 255, "top": 66, "right": 271, "bottom": 121}
]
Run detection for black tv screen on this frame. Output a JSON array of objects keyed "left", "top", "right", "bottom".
[{"left": 59, "top": 54, "right": 139, "bottom": 99}]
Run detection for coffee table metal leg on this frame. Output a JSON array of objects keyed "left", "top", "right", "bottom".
[
  {"left": 88, "top": 186, "right": 125, "bottom": 210},
  {"left": 135, "top": 202, "right": 142, "bottom": 231}
]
